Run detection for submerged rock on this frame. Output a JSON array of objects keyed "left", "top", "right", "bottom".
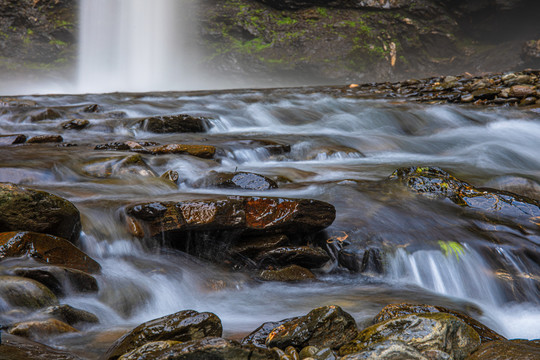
[
  {"left": 0, "top": 183, "right": 81, "bottom": 242},
  {"left": 26, "top": 135, "right": 63, "bottom": 143},
  {"left": 42, "top": 304, "right": 99, "bottom": 327},
  {"left": 28, "top": 108, "right": 62, "bottom": 122},
  {"left": 12, "top": 266, "right": 99, "bottom": 296},
  {"left": 0, "top": 231, "right": 101, "bottom": 273},
  {"left": 136, "top": 114, "right": 211, "bottom": 133},
  {"left": 82, "top": 154, "right": 157, "bottom": 179},
  {"left": 0, "top": 332, "right": 82, "bottom": 360},
  {"left": 0, "top": 134, "right": 27, "bottom": 145},
  {"left": 103, "top": 309, "right": 223, "bottom": 360},
  {"left": 61, "top": 118, "right": 90, "bottom": 130},
  {"left": 194, "top": 171, "right": 278, "bottom": 190},
  {"left": 339, "top": 313, "right": 480, "bottom": 360},
  {"left": 8, "top": 318, "right": 78, "bottom": 339},
  {"left": 0, "top": 276, "right": 58, "bottom": 310},
  {"left": 148, "top": 143, "right": 216, "bottom": 158}
]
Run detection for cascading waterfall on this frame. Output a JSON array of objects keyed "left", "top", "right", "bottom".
[{"left": 78, "top": 0, "right": 200, "bottom": 93}]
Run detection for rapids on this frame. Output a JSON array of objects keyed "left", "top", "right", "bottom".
[{"left": 1, "top": 89, "right": 539, "bottom": 357}]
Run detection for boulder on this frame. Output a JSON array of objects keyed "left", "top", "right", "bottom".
[
  {"left": 372, "top": 303, "right": 506, "bottom": 343},
  {"left": 118, "top": 341, "right": 182, "bottom": 360},
  {"left": 61, "top": 118, "right": 90, "bottom": 130},
  {"left": 26, "top": 135, "right": 63, "bottom": 143},
  {"left": 467, "top": 339, "right": 540, "bottom": 360},
  {"left": 509, "top": 85, "right": 535, "bottom": 98},
  {"left": 266, "top": 305, "right": 358, "bottom": 350},
  {"left": 42, "top": 304, "right": 99, "bottom": 326},
  {"left": 340, "top": 340, "right": 429, "bottom": 360},
  {"left": 258, "top": 265, "right": 316, "bottom": 282},
  {"left": 194, "top": 171, "right": 278, "bottom": 190},
  {"left": 136, "top": 114, "right": 211, "bottom": 133},
  {"left": 0, "top": 134, "right": 27, "bottom": 145},
  {"left": 28, "top": 108, "right": 62, "bottom": 122},
  {"left": 0, "top": 231, "right": 101, "bottom": 273},
  {"left": 230, "top": 234, "right": 290, "bottom": 258},
  {"left": 148, "top": 144, "right": 216, "bottom": 158},
  {"left": 8, "top": 318, "right": 78, "bottom": 339},
  {"left": 242, "top": 317, "right": 301, "bottom": 349},
  {"left": 339, "top": 313, "right": 480, "bottom": 360},
  {"left": 103, "top": 309, "right": 223, "bottom": 360},
  {"left": 256, "top": 246, "right": 331, "bottom": 269},
  {"left": 82, "top": 155, "right": 157, "bottom": 178},
  {"left": 0, "top": 332, "right": 82, "bottom": 360},
  {"left": 0, "top": 183, "right": 81, "bottom": 242},
  {"left": 161, "top": 170, "right": 179, "bottom": 184},
  {"left": 0, "top": 276, "right": 58, "bottom": 310},
  {"left": 118, "top": 337, "right": 278, "bottom": 360},
  {"left": 13, "top": 266, "right": 99, "bottom": 296}
]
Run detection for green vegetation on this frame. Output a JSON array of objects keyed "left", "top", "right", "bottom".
[
  {"left": 49, "top": 39, "right": 68, "bottom": 46},
  {"left": 438, "top": 241, "right": 466, "bottom": 261},
  {"left": 317, "top": 7, "right": 328, "bottom": 17}
]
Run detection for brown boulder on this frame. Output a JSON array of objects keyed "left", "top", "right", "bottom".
[
  {"left": 509, "top": 85, "right": 536, "bottom": 98},
  {"left": 148, "top": 144, "right": 216, "bottom": 159},
  {"left": 137, "top": 114, "right": 211, "bottom": 133},
  {"left": 0, "top": 183, "right": 81, "bottom": 242},
  {"left": 82, "top": 154, "right": 157, "bottom": 179},
  {"left": 0, "top": 275, "right": 58, "bottom": 310},
  {"left": 28, "top": 108, "right": 61, "bottom": 122},
  {"left": 8, "top": 318, "right": 78, "bottom": 339},
  {"left": 26, "top": 135, "right": 63, "bottom": 143},
  {"left": 13, "top": 266, "right": 99, "bottom": 296},
  {"left": 467, "top": 339, "right": 540, "bottom": 360},
  {"left": 0, "top": 231, "right": 101, "bottom": 273}
]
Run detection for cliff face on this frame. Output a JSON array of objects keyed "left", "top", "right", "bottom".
[{"left": 0, "top": 0, "right": 538, "bottom": 90}]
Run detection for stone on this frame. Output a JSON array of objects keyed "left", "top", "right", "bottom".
[
  {"left": 29, "top": 108, "right": 62, "bottom": 122},
  {"left": 61, "top": 118, "right": 90, "bottom": 130},
  {"left": 266, "top": 305, "right": 358, "bottom": 350},
  {"left": 338, "top": 248, "right": 383, "bottom": 274},
  {"left": 0, "top": 134, "right": 27, "bottom": 145},
  {"left": 103, "top": 309, "right": 223, "bottom": 360},
  {"left": 0, "top": 276, "right": 58, "bottom": 309},
  {"left": 8, "top": 318, "right": 78, "bottom": 339},
  {"left": 42, "top": 304, "right": 99, "bottom": 326},
  {"left": 471, "top": 88, "right": 499, "bottom": 100},
  {"left": 0, "top": 231, "right": 101, "bottom": 273},
  {"left": 148, "top": 143, "right": 216, "bottom": 159},
  {"left": 256, "top": 246, "right": 331, "bottom": 269},
  {"left": 259, "top": 265, "right": 316, "bottom": 282},
  {"left": 0, "top": 332, "right": 82, "bottom": 360},
  {"left": 26, "top": 135, "right": 63, "bottom": 143},
  {"left": 509, "top": 85, "right": 535, "bottom": 98},
  {"left": 242, "top": 317, "right": 301, "bottom": 349},
  {"left": 340, "top": 340, "right": 428, "bottom": 360},
  {"left": 230, "top": 234, "right": 290, "bottom": 258},
  {"left": 82, "top": 155, "right": 157, "bottom": 178},
  {"left": 339, "top": 313, "right": 480, "bottom": 360},
  {"left": 118, "top": 341, "right": 182, "bottom": 360},
  {"left": 161, "top": 170, "right": 179, "bottom": 184},
  {"left": 0, "top": 183, "right": 81, "bottom": 242},
  {"left": 137, "top": 114, "right": 211, "bottom": 133},
  {"left": 13, "top": 266, "right": 99, "bottom": 296},
  {"left": 467, "top": 339, "right": 540, "bottom": 360},
  {"left": 520, "top": 97, "right": 537, "bottom": 106},
  {"left": 83, "top": 104, "right": 100, "bottom": 113},
  {"left": 195, "top": 171, "right": 278, "bottom": 190},
  {"left": 371, "top": 303, "right": 505, "bottom": 343},
  {"left": 94, "top": 141, "right": 157, "bottom": 151}
]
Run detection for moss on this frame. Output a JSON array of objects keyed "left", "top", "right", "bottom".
[
  {"left": 317, "top": 7, "right": 328, "bottom": 17},
  {"left": 49, "top": 39, "right": 67, "bottom": 46},
  {"left": 276, "top": 16, "right": 296, "bottom": 25}
]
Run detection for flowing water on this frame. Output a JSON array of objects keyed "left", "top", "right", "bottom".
[{"left": 1, "top": 89, "right": 539, "bottom": 357}]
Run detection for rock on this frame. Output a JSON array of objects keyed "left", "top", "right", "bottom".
[
  {"left": 337, "top": 248, "right": 383, "bottom": 274},
  {"left": 42, "top": 304, "right": 99, "bottom": 326},
  {"left": 29, "top": 108, "right": 62, "bottom": 122},
  {"left": 0, "top": 276, "right": 58, "bottom": 310},
  {"left": 340, "top": 340, "right": 429, "bottom": 360},
  {"left": 148, "top": 144, "right": 216, "bottom": 159},
  {"left": 242, "top": 317, "right": 301, "bottom": 349},
  {"left": 26, "top": 135, "right": 63, "bottom": 143},
  {"left": 231, "top": 234, "right": 290, "bottom": 258},
  {"left": 339, "top": 313, "right": 480, "bottom": 360},
  {"left": 520, "top": 97, "right": 537, "bottom": 106},
  {"left": 259, "top": 265, "right": 316, "bottom": 281},
  {"left": 461, "top": 94, "right": 474, "bottom": 102},
  {"left": 256, "top": 246, "right": 330, "bottom": 269},
  {"left": 94, "top": 141, "right": 158, "bottom": 151},
  {"left": 372, "top": 303, "right": 505, "bottom": 343},
  {"left": 0, "top": 231, "right": 101, "bottom": 273},
  {"left": 61, "top": 118, "right": 90, "bottom": 130},
  {"left": 0, "top": 134, "right": 27, "bottom": 145},
  {"left": 161, "top": 170, "right": 179, "bottom": 184},
  {"left": 194, "top": 171, "right": 278, "bottom": 190},
  {"left": 299, "top": 345, "right": 319, "bottom": 358},
  {"left": 0, "top": 332, "right": 82, "bottom": 360},
  {"left": 8, "top": 318, "right": 78, "bottom": 339},
  {"left": 82, "top": 155, "right": 157, "bottom": 178},
  {"left": 509, "top": 85, "right": 535, "bottom": 98},
  {"left": 471, "top": 88, "right": 499, "bottom": 100},
  {"left": 467, "top": 339, "right": 540, "bottom": 360},
  {"left": 0, "top": 183, "right": 81, "bottom": 241},
  {"left": 83, "top": 104, "right": 100, "bottom": 113},
  {"left": 137, "top": 114, "right": 211, "bottom": 133},
  {"left": 118, "top": 341, "right": 182, "bottom": 360},
  {"left": 521, "top": 39, "right": 540, "bottom": 67},
  {"left": 266, "top": 305, "right": 357, "bottom": 350},
  {"left": 12, "top": 266, "right": 98, "bottom": 296},
  {"left": 103, "top": 309, "right": 223, "bottom": 360}
]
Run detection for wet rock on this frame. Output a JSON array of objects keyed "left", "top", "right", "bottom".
[
  {"left": 118, "top": 341, "right": 182, "bottom": 360},
  {"left": 0, "top": 332, "right": 82, "bottom": 360},
  {"left": 339, "top": 313, "right": 480, "bottom": 360},
  {"left": 461, "top": 93, "right": 474, "bottom": 103},
  {"left": 471, "top": 88, "right": 499, "bottom": 100},
  {"left": 266, "top": 305, "right": 357, "bottom": 350},
  {"left": 27, "top": 135, "right": 63, "bottom": 143},
  {"left": 0, "top": 231, "right": 101, "bottom": 273},
  {"left": 83, "top": 104, "right": 100, "bottom": 113},
  {"left": 0, "top": 183, "right": 81, "bottom": 242},
  {"left": 0, "top": 98, "right": 37, "bottom": 108},
  {"left": 0, "top": 134, "right": 27, "bottom": 145},
  {"left": 0, "top": 276, "right": 58, "bottom": 310},
  {"left": 29, "top": 108, "right": 61, "bottom": 122},
  {"left": 372, "top": 303, "right": 505, "bottom": 343},
  {"left": 242, "top": 317, "right": 301, "bottom": 349},
  {"left": 520, "top": 96, "right": 537, "bottom": 106},
  {"left": 12, "top": 266, "right": 99, "bottom": 296},
  {"left": 137, "top": 114, "right": 211, "bottom": 133},
  {"left": 299, "top": 345, "right": 319, "bottom": 358},
  {"left": 231, "top": 234, "right": 290, "bottom": 258},
  {"left": 8, "top": 318, "right": 78, "bottom": 339},
  {"left": 340, "top": 340, "right": 428, "bottom": 359},
  {"left": 195, "top": 171, "right": 278, "bottom": 190},
  {"left": 258, "top": 264, "right": 316, "bottom": 282},
  {"left": 94, "top": 141, "right": 154, "bottom": 151},
  {"left": 148, "top": 143, "right": 216, "bottom": 158},
  {"left": 337, "top": 248, "right": 383, "bottom": 274},
  {"left": 61, "top": 118, "right": 90, "bottom": 130},
  {"left": 509, "top": 85, "right": 535, "bottom": 98},
  {"left": 467, "top": 339, "right": 540, "bottom": 360},
  {"left": 82, "top": 154, "right": 157, "bottom": 178},
  {"left": 161, "top": 170, "right": 179, "bottom": 184},
  {"left": 42, "top": 304, "right": 99, "bottom": 326},
  {"left": 103, "top": 309, "right": 223, "bottom": 360},
  {"left": 256, "top": 246, "right": 330, "bottom": 269}
]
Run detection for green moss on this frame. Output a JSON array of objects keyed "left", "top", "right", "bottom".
[
  {"left": 438, "top": 241, "right": 465, "bottom": 260},
  {"left": 277, "top": 16, "right": 296, "bottom": 25},
  {"left": 317, "top": 7, "right": 328, "bottom": 17},
  {"left": 49, "top": 39, "right": 67, "bottom": 46}
]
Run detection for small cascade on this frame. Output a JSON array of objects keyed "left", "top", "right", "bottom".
[{"left": 78, "top": 0, "right": 200, "bottom": 93}]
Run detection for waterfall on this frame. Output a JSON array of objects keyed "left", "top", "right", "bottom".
[{"left": 78, "top": 0, "right": 199, "bottom": 93}]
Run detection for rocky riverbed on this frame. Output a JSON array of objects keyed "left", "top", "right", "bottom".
[{"left": 0, "top": 76, "right": 539, "bottom": 358}]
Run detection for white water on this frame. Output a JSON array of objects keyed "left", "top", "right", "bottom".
[{"left": 78, "top": 0, "right": 200, "bottom": 93}]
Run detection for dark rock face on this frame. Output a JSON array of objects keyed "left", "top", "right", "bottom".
[
  {"left": 256, "top": 245, "right": 330, "bottom": 268},
  {"left": 195, "top": 171, "right": 278, "bottom": 191},
  {"left": 137, "top": 114, "right": 211, "bottom": 133},
  {"left": 103, "top": 310, "right": 223, "bottom": 360},
  {"left": 12, "top": 266, "right": 99, "bottom": 296},
  {"left": 0, "top": 231, "right": 101, "bottom": 273},
  {"left": 0, "top": 332, "right": 83, "bottom": 360},
  {"left": 266, "top": 305, "right": 358, "bottom": 349},
  {"left": 0, "top": 184, "right": 81, "bottom": 242},
  {"left": 467, "top": 339, "right": 540, "bottom": 360},
  {"left": 372, "top": 303, "right": 506, "bottom": 343}
]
